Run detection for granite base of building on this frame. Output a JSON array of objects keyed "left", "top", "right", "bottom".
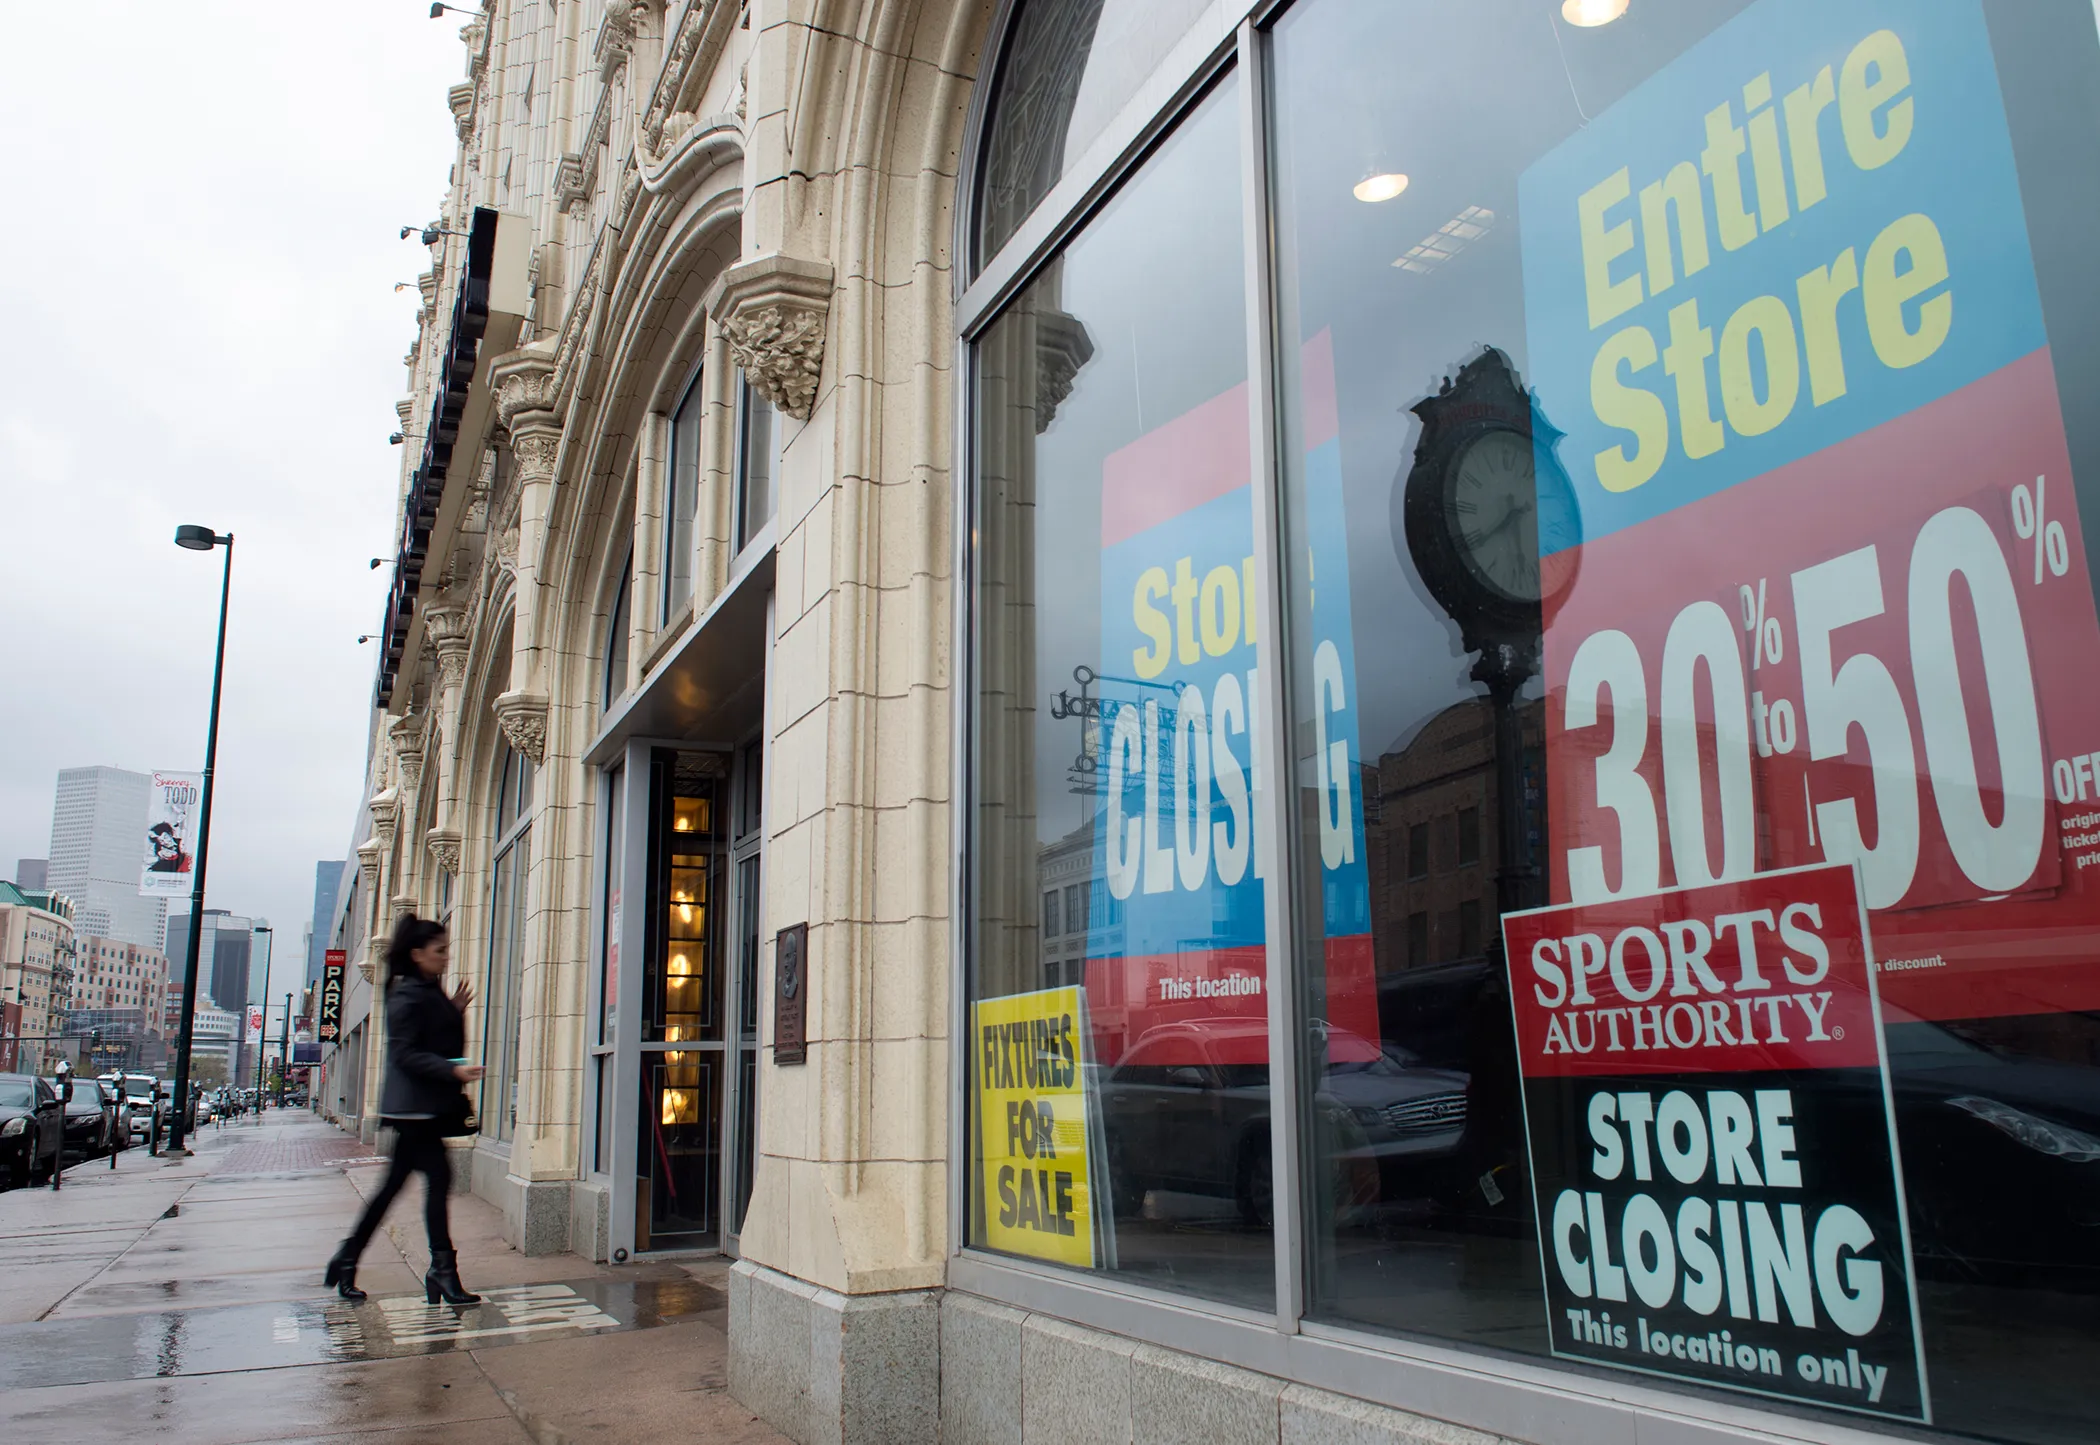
[
  {"left": 465, "top": 1141, "right": 570, "bottom": 1255},
  {"left": 568, "top": 1177, "right": 611, "bottom": 1261},
  {"left": 729, "top": 1260, "right": 942, "bottom": 1445},
  {"left": 728, "top": 1262, "right": 1518, "bottom": 1445}
]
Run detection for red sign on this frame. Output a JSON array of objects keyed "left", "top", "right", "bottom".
[
  {"left": 1503, "top": 863, "right": 1883, "bottom": 1077},
  {"left": 318, "top": 950, "right": 346, "bottom": 1043}
]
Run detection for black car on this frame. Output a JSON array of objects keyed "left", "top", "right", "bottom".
[
  {"left": 54, "top": 1078, "right": 118, "bottom": 1161},
  {"left": 0, "top": 1073, "right": 65, "bottom": 1187}
]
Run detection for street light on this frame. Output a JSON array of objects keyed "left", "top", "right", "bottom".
[{"left": 165, "top": 525, "right": 233, "bottom": 1156}]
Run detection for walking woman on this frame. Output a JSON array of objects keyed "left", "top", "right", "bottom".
[{"left": 324, "top": 915, "right": 485, "bottom": 1306}]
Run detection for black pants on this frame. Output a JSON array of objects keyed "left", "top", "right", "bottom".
[{"left": 346, "top": 1120, "right": 452, "bottom": 1256}]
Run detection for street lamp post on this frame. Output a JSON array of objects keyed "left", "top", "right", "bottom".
[
  {"left": 165, "top": 525, "right": 233, "bottom": 1157},
  {"left": 277, "top": 991, "right": 292, "bottom": 1109}
]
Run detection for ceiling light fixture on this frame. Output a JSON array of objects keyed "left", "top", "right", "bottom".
[
  {"left": 1562, "top": 0, "right": 1629, "bottom": 27},
  {"left": 1353, "top": 172, "right": 1410, "bottom": 204}
]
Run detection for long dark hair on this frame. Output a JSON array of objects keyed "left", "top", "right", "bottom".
[{"left": 385, "top": 914, "right": 447, "bottom": 990}]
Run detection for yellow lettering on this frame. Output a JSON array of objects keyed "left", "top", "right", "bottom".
[
  {"left": 1640, "top": 162, "right": 1710, "bottom": 297},
  {"left": 1701, "top": 102, "right": 1758, "bottom": 252},
  {"left": 1199, "top": 565, "right": 1241, "bottom": 656},
  {"left": 1663, "top": 298, "right": 1725, "bottom": 461},
  {"left": 1840, "top": 30, "right": 1913, "bottom": 171},
  {"left": 1579, "top": 168, "right": 1643, "bottom": 329},
  {"left": 1171, "top": 557, "right": 1200, "bottom": 666},
  {"left": 1132, "top": 567, "right": 1171, "bottom": 679},
  {"left": 1719, "top": 295, "right": 1801, "bottom": 437},
  {"left": 1863, "top": 212, "right": 1951, "bottom": 369},
  {"left": 1743, "top": 73, "right": 1790, "bottom": 232},
  {"left": 1783, "top": 66, "right": 1837, "bottom": 211},
  {"left": 1796, "top": 248, "right": 1859, "bottom": 405},
  {"left": 1590, "top": 326, "right": 1668, "bottom": 492}
]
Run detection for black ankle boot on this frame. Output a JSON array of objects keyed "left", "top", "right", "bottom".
[
  {"left": 425, "top": 1248, "right": 480, "bottom": 1306},
  {"left": 324, "top": 1241, "right": 367, "bottom": 1302}
]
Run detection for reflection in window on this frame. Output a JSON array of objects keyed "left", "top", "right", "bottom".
[
  {"left": 1272, "top": 3, "right": 2100, "bottom": 1441},
  {"left": 664, "top": 371, "right": 703, "bottom": 623},
  {"left": 975, "top": 0, "right": 1214, "bottom": 268},
  {"left": 971, "top": 74, "right": 1271, "bottom": 1307}
]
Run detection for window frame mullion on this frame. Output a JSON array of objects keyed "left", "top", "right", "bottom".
[{"left": 1236, "top": 15, "right": 1305, "bottom": 1338}]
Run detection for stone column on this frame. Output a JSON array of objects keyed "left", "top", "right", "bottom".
[{"left": 422, "top": 600, "right": 472, "bottom": 886}]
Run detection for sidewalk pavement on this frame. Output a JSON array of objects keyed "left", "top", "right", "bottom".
[{"left": 0, "top": 1110, "right": 786, "bottom": 1445}]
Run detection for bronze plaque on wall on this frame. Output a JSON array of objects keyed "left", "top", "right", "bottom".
[{"left": 774, "top": 923, "right": 807, "bottom": 1064}]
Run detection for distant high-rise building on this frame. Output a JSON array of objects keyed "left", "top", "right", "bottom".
[
  {"left": 15, "top": 859, "right": 47, "bottom": 890},
  {"left": 166, "top": 909, "right": 272, "bottom": 1086},
  {"left": 45, "top": 767, "right": 167, "bottom": 951},
  {"left": 306, "top": 860, "right": 345, "bottom": 990}
]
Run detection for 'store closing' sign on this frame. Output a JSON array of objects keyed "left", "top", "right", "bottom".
[{"left": 1501, "top": 864, "right": 1930, "bottom": 1422}]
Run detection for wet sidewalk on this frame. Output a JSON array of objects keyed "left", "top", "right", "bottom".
[{"left": 0, "top": 1111, "right": 785, "bottom": 1444}]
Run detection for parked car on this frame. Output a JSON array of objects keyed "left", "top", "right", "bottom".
[
  {"left": 100, "top": 1072, "right": 165, "bottom": 1144},
  {"left": 53, "top": 1076, "right": 118, "bottom": 1160},
  {"left": 1099, "top": 1016, "right": 1470, "bottom": 1226},
  {"left": 0, "top": 1073, "right": 65, "bottom": 1187}
]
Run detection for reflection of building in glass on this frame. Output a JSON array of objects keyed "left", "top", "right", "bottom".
[
  {"left": 1361, "top": 698, "right": 1543, "bottom": 977},
  {"left": 1036, "top": 814, "right": 1128, "bottom": 1051}
]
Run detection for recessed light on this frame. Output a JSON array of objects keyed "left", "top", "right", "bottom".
[
  {"left": 1353, "top": 172, "right": 1410, "bottom": 204},
  {"left": 1562, "top": 0, "right": 1629, "bottom": 26}
]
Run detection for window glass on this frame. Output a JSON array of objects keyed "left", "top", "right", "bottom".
[
  {"left": 975, "top": 0, "right": 1214, "bottom": 268},
  {"left": 1272, "top": 2, "right": 2100, "bottom": 1439},
  {"left": 483, "top": 744, "right": 532, "bottom": 1144},
  {"left": 605, "top": 557, "right": 631, "bottom": 708},
  {"left": 736, "top": 380, "right": 777, "bottom": 551},
  {"left": 970, "top": 75, "right": 1280, "bottom": 1308},
  {"left": 600, "top": 765, "right": 624, "bottom": 1048},
  {"left": 665, "top": 372, "right": 703, "bottom": 623}
]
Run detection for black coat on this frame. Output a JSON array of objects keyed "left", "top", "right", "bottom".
[{"left": 378, "top": 974, "right": 468, "bottom": 1122}]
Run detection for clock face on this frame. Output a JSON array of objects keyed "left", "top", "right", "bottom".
[{"left": 1449, "top": 428, "right": 1542, "bottom": 604}]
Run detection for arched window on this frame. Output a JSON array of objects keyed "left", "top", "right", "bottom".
[
  {"left": 481, "top": 741, "right": 533, "bottom": 1142},
  {"left": 663, "top": 369, "right": 704, "bottom": 623},
  {"left": 604, "top": 552, "right": 632, "bottom": 709}
]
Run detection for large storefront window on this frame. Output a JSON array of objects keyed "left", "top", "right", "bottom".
[
  {"left": 969, "top": 69, "right": 1278, "bottom": 1307},
  {"left": 967, "top": 0, "right": 2100, "bottom": 1440},
  {"left": 483, "top": 741, "right": 532, "bottom": 1143},
  {"left": 1268, "top": 0, "right": 2100, "bottom": 1439}
]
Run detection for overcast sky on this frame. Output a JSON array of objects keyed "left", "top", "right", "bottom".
[{"left": 0, "top": 7, "right": 467, "bottom": 1016}]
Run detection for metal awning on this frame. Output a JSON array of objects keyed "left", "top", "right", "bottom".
[{"left": 582, "top": 523, "right": 776, "bottom": 768}]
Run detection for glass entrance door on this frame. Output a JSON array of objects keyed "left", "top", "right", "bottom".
[
  {"left": 635, "top": 750, "right": 727, "bottom": 1251},
  {"left": 726, "top": 738, "right": 764, "bottom": 1252}
]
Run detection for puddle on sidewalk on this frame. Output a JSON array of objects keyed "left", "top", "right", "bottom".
[{"left": 0, "top": 1276, "right": 722, "bottom": 1389}]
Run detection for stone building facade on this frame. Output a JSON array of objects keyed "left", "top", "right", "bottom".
[{"left": 333, "top": 3, "right": 2100, "bottom": 1445}]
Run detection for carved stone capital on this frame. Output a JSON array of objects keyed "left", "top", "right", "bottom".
[
  {"left": 492, "top": 344, "right": 559, "bottom": 432},
  {"left": 510, "top": 430, "right": 561, "bottom": 481},
  {"left": 424, "top": 603, "right": 472, "bottom": 688},
  {"left": 494, "top": 690, "right": 549, "bottom": 765},
  {"left": 357, "top": 949, "right": 376, "bottom": 985},
  {"left": 355, "top": 837, "right": 382, "bottom": 889},
  {"left": 707, "top": 253, "right": 835, "bottom": 421},
  {"left": 426, "top": 827, "right": 463, "bottom": 877},
  {"left": 448, "top": 81, "right": 475, "bottom": 141},
  {"left": 594, "top": 0, "right": 637, "bottom": 80},
  {"left": 368, "top": 789, "right": 399, "bottom": 846}
]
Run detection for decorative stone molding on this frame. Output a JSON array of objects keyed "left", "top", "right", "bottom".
[
  {"left": 391, "top": 894, "right": 419, "bottom": 926},
  {"left": 424, "top": 603, "right": 472, "bottom": 689},
  {"left": 492, "top": 344, "right": 560, "bottom": 433},
  {"left": 448, "top": 81, "right": 475, "bottom": 141},
  {"left": 426, "top": 828, "right": 463, "bottom": 877},
  {"left": 555, "top": 153, "right": 590, "bottom": 214},
  {"left": 368, "top": 788, "right": 400, "bottom": 847},
  {"left": 642, "top": 2, "right": 712, "bottom": 154},
  {"left": 707, "top": 254, "right": 836, "bottom": 421},
  {"left": 494, "top": 690, "right": 549, "bottom": 765},
  {"left": 594, "top": 0, "right": 637, "bottom": 80}
]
